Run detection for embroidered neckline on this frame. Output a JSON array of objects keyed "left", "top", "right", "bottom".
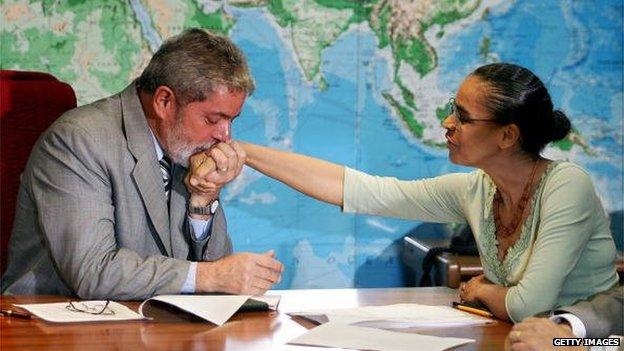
[{"left": 481, "top": 161, "right": 559, "bottom": 285}]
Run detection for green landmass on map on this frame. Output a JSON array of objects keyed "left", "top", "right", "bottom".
[{"left": 0, "top": 0, "right": 589, "bottom": 153}]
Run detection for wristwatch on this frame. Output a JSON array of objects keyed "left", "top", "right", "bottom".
[{"left": 188, "top": 198, "right": 220, "bottom": 216}]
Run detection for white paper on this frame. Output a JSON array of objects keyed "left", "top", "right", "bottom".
[
  {"left": 14, "top": 301, "right": 145, "bottom": 323},
  {"left": 139, "top": 294, "right": 281, "bottom": 326},
  {"left": 291, "top": 303, "right": 491, "bottom": 327},
  {"left": 289, "top": 322, "right": 474, "bottom": 351}
]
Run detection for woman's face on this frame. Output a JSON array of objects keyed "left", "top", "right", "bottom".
[{"left": 442, "top": 75, "right": 503, "bottom": 168}]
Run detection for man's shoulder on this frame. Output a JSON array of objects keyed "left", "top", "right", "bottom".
[{"left": 53, "top": 92, "right": 125, "bottom": 137}]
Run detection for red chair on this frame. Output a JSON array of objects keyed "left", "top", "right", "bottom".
[{"left": 0, "top": 70, "right": 77, "bottom": 274}]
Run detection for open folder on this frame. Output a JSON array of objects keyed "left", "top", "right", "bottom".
[{"left": 14, "top": 294, "right": 280, "bottom": 325}]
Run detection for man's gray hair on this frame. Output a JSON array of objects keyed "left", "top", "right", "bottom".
[{"left": 137, "top": 28, "right": 255, "bottom": 104}]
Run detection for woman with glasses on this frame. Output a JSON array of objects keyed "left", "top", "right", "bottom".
[{"left": 189, "top": 63, "right": 619, "bottom": 322}]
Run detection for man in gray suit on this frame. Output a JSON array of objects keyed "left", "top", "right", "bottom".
[
  {"left": 507, "top": 285, "right": 623, "bottom": 350},
  {"left": 1, "top": 28, "right": 283, "bottom": 300}
]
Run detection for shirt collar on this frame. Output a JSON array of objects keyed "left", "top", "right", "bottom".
[{"left": 148, "top": 128, "right": 165, "bottom": 161}]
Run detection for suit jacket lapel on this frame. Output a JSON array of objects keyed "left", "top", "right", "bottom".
[{"left": 120, "top": 83, "right": 172, "bottom": 257}]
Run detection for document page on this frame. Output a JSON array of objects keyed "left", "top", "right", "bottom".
[
  {"left": 14, "top": 301, "right": 145, "bottom": 323},
  {"left": 139, "top": 294, "right": 281, "bottom": 326},
  {"left": 290, "top": 303, "right": 492, "bottom": 327},
  {"left": 140, "top": 295, "right": 248, "bottom": 326},
  {"left": 289, "top": 322, "right": 474, "bottom": 351}
]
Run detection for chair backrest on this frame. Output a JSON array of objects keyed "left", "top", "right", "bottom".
[{"left": 0, "top": 70, "right": 77, "bottom": 274}]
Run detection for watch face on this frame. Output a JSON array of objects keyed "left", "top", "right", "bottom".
[{"left": 210, "top": 199, "right": 220, "bottom": 214}]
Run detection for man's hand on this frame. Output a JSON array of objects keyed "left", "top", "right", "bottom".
[
  {"left": 195, "top": 250, "right": 283, "bottom": 295},
  {"left": 184, "top": 141, "right": 246, "bottom": 197},
  {"left": 506, "top": 317, "right": 583, "bottom": 351}
]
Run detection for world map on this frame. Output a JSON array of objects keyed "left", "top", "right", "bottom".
[{"left": 2, "top": 0, "right": 622, "bottom": 288}]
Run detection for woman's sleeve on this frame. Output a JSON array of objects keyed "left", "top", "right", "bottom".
[
  {"left": 505, "top": 165, "right": 605, "bottom": 322},
  {"left": 342, "top": 167, "right": 469, "bottom": 223}
]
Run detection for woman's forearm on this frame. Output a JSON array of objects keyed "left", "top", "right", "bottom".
[{"left": 240, "top": 142, "right": 345, "bottom": 206}]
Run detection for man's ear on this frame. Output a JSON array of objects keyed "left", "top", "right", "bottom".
[
  {"left": 152, "top": 86, "right": 177, "bottom": 120},
  {"left": 499, "top": 123, "right": 520, "bottom": 150}
]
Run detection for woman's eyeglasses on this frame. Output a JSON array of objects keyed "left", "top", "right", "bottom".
[{"left": 446, "top": 97, "right": 499, "bottom": 129}]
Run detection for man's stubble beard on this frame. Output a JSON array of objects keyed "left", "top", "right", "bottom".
[{"left": 166, "top": 112, "right": 214, "bottom": 167}]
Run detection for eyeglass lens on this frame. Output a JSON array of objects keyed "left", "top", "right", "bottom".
[{"left": 447, "top": 98, "right": 465, "bottom": 126}]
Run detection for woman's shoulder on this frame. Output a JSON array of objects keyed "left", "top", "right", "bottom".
[
  {"left": 541, "top": 161, "right": 598, "bottom": 203},
  {"left": 546, "top": 161, "right": 593, "bottom": 186},
  {"left": 549, "top": 160, "right": 589, "bottom": 174}
]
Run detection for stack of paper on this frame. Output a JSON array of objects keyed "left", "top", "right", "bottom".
[{"left": 288, "top": 303, "right": 492, "bottom": 351}]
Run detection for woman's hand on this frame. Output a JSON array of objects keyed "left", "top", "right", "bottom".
[
  {"left": 459, "top": 274, "right": 491, "bottom": 302},
  {"left": 459, "top": 274, "right": 511, "bottom": 320},
  {"left": 185, "top": 141, "right": 246, "bottom": 196}
]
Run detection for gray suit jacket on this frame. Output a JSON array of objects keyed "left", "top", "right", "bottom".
[
  {"left": 1, "top": 84, "right": 232, "bottom": 299},
  {"left": 557, "top": 285, "right": 623, "bottom": 338}
]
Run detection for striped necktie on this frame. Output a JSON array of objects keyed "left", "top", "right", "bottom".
[{"left": 159, "top": 155, "right": 172, "bottom": 200}]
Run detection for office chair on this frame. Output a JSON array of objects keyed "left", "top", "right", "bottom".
[{"left": 0, "top": 70, "right": 76, "bottom": 274}]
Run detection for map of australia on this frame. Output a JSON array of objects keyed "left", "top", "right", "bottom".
[{"left": 2, "top": 0, "right": 622, "bottom": 288}]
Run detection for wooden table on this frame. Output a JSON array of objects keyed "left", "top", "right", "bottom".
[
  {"left": 403, "top": 235, "right": 483, "bottom": 288},
  {"left": 1, "top": 288, "right": 511, "bottom": 350}
]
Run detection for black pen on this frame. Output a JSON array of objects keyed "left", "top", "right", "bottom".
[{"left": 0, "top": 309, "right": 33, "bottom": 320}]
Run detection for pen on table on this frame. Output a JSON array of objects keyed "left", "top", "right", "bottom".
[
  {"left": 0, "top": 309, "right": 33, "bottom": 320},
  {"left": 452, "top": 302, "right": 494, "bottom": 318}
]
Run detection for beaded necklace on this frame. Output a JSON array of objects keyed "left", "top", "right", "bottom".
[{"left": 493, "top": 160, "right": 540, "bottom": 238}]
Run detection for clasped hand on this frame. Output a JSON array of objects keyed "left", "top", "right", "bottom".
[
  {"left": 184, "top": 141, "right": 246, "bottom": 197},
  {"left": 459, "top": 274, "right": 490, "bottom": 302},
  {"left": 185, "top": 142, "right": 284, "bottom": 295}
]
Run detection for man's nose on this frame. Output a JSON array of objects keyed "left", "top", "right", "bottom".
[
  {"left": 213, "top": 119, "right": 232, "bottom": 142},
  {"left": 441, "top": 114, "right": 456, "bottom": 130}
]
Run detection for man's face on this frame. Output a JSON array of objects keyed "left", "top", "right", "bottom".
[{"left": 165, "top": 87, "right": 246, "bottom": 167}]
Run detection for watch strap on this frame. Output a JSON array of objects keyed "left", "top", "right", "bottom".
[{"left": 188, "top": 198, "right": 219, "bottom": 215}]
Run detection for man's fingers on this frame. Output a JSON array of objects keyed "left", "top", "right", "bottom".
[
  {"left": 215, "top": 143, "right": 238, "bottom": 175},
  {"left": 256, "top": 254, "right": 284, "bottom": 273},
  {"left": 254, "top": 266, "right": 282, "bottom": 284},
  {"left": 210, "top": 147, "right": 229, "bottom": 172},
  {"left": 214, "top": 142, "right": 244, "bottom": 179},
  {"left": 195, "top": 181, "right": 218, "bottom": 194},
  {"left": 188, "top": 154, "right": 216, "bottom": 188},
  {"left": 509, "top": 342, "right": 531, "bottom": 351},
  {"left": 195, "top": 156, "right": 216, "bottom": 178},
  {"left": 214, "top": 253, "right": 284, "bottom": 295},
  {"left": 508, "top": 330, "right": 523, "bottom": 343},
  {"left": 188, "top": 172, "right": 218, "bottom": 192}
]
